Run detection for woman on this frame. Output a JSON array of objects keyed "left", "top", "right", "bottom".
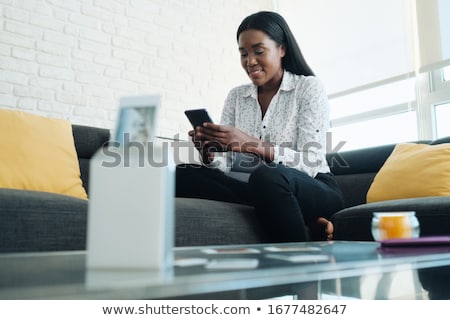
[{"left": 176, "top": 11, "right": 344, "bottom": 242}]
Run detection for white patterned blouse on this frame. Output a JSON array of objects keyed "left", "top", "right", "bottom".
[{"left": 212, "top": 70, "right": 331, "bottom": 178}]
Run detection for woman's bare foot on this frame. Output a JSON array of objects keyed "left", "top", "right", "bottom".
[{"left": 307, "top": 217, "right": 334, "bottom": 241}]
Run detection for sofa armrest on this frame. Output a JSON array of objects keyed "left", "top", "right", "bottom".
[{"left": 72, "top": 125, "right": 110, "bottom": 194}]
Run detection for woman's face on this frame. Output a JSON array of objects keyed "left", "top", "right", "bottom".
[{"left": 238, "top": 29, "right": 285, "bottom": 89}]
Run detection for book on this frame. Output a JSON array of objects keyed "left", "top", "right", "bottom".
[{"left": 378, "top": 236, "right": 450, "bottom": 254}]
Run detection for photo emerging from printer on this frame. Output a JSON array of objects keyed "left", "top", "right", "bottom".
[{"left": 114, "top": 106, "right": 157, "bottom": 145}]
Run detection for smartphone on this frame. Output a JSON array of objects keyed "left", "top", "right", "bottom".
[{"left": 184, "top": 108, "right": 213, "bottom": 128}]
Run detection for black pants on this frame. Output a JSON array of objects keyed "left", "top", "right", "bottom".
[{"left": 176, "top": 163, "right": 344, "bottom": 242}]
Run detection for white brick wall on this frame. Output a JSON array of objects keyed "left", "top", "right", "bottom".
[{"left": 0, "top": 0, "right": 273, "bottom": 138}]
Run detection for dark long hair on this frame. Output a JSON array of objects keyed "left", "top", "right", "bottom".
[{"left": 237, "top": 11, "right": 314, "bottom": 77}]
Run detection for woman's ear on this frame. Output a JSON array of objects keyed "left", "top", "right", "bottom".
[{"left": 280, "top": 44, "right": 286, "bottom": 58}]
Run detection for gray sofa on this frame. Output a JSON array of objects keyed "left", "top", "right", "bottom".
[
  {"left": 1, "top": 124, "right": 449, "bottom": 253},
  {"left": 328, "top": 137, "right": 450, "bottom": 240}
]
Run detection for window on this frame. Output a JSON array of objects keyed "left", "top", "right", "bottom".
[
  {"left": 279, "top": 0, "right": 416, "bottom": 151},
  {"left": 329, "top": 79, "right": 416, "bottom": 119},
  {"left": 279, "top": 0, "right": 414, "bottom": 95},
  {"left": 429, "top": 65, "right": 450, "bottom": 138},
  {"left": 434, "top": 103, "right": 450, "bottom": 138},
  {"left": 415, "top": 0, "right": 450, "bottom": 73},
  {"left": 330, "top": 111, "right": 417, "bottom": 151},
  {"left": 444, "top": 66, "right": 450, "bottom": 82},
  {"left": 431, "top": 65, "right": 450, "bottom": 90},
  {"left": 329, "top": 78, "right": 417, "bottom": 151},
  {"left": 277, "top": 0, "right": 450, "bottom": 150}
]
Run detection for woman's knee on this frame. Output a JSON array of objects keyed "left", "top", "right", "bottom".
[{"left": 249, "top": 165, "right": 279, "bottom": 185}]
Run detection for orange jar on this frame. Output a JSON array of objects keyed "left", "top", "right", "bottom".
[{"left": 371, "top": 211, "right": 420, "bottom": 241}]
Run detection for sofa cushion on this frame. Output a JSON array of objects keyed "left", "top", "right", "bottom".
[
  {"left": 174, "top": 197, "right": 269, "bottom": 246},
  {"left": 367, "top": 143, "right": 450, "bottom": 202},
  {"left": 0, "top": 194, "right": 268, "bottom": 252},
  {"left": 0, "top": 109, "right": 87, "bottom": 199},
  {"left": 334, "top": 172, "right": 376, "bottom": 207},
  {"left": 331, "top": 196, "right": 450, "bottom": 241},
  {"left": 0, "top": 188, "right": 88, "bottom": 253},
  {"left": 327, "top": 144, "right": 397, "bottom": 176}
]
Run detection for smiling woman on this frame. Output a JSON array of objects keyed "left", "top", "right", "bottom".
[
  {"left": 238, "top": 29, "right": 285, "bottom": 116},
  {"left": 176, "top": 11, "right": 344, "bottom": 243}
]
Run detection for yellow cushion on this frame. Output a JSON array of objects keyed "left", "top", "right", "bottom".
[
  {"left": 0, "top": 109, "right": 87, "bottom": 199},
  {"left": 367, "top": 143, "right": 450, "bottom": 203}
]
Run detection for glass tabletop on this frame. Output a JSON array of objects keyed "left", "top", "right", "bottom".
[{"left": 1, "top": 241, "right": 449, "bottom": 299}]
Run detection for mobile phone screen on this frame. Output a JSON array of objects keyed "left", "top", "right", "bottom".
[{"left": 184, "top": 108, "right": 213, "bottom": 128}]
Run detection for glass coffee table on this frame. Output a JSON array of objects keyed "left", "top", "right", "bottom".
[{"left": 1, "top": 241, "right": 449, "bottom": 299}]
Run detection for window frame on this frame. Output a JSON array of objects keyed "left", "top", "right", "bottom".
[
  {"left": 431, "top": 66, "right": 450, "bottom": 138},
  {"left": 328, "top": 66, "right": 450, "bottom": 151}
]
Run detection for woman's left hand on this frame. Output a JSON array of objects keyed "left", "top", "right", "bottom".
[{"left": 195, "top": 123, "right": 274, "bottom": 161}]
